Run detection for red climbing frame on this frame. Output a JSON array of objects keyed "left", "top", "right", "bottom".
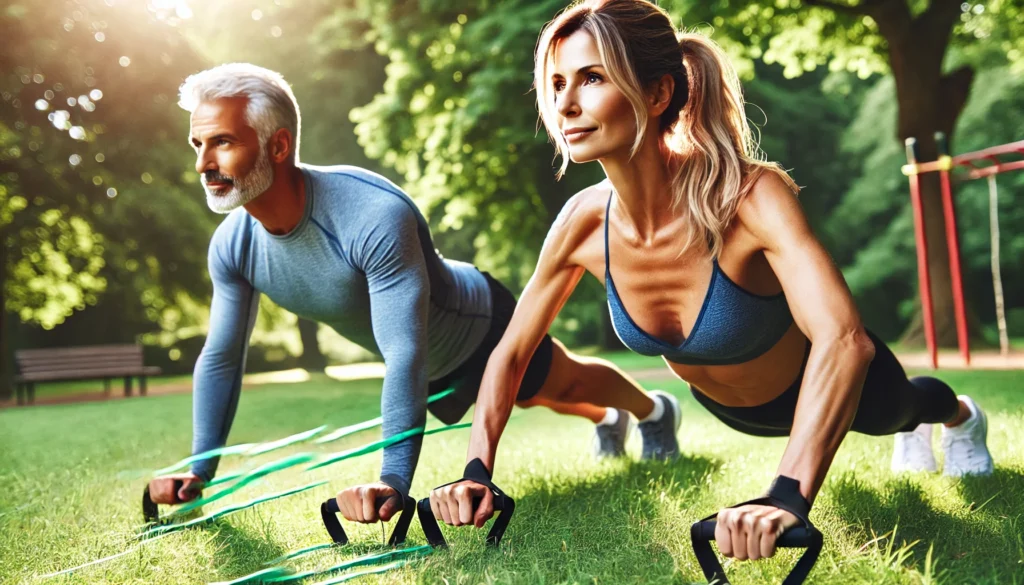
[{"left": 902, "top": 135, "right": 1024, "bottom": 368}]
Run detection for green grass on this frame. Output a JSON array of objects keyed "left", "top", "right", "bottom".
[{"left": 1, "top": 370, "right": 1022, "bottom": 584}]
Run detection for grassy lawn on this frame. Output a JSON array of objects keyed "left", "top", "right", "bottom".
[{"left": 1, "top": 369, "right": 1022, "bottom": 584}]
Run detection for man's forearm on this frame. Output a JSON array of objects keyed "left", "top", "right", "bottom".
[{"left": 776, "top": 336, "right": 873, "bottom": 502}]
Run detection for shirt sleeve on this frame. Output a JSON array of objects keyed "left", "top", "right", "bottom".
[
  {"left": 189, "top": 236, "right": 260, "bottom": 482},
  {"left": 360, "top": 204, "right": 430, "bottom": 497}
]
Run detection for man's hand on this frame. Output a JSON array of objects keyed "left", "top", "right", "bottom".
[
  {"left": 429, "top": 479, "right": 493, "bottom": 528},
  {"left": 715, "top": 504, "right": 802, "bottom": 561},
  {"left": 148, "top": 472, "right": 204, "bottom": 504},
  {"left": 335, "top": 483, "right": 402, "bottom": 523}
]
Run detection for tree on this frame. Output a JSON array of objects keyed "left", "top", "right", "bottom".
[
  {"left": 665, "top": 0, "right": 1024, "bottom": 344},
  {"left": 0, "top": 0, "right": 216, "bottom": 390}
]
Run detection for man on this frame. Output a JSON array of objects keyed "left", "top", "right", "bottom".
[{"left": 147, "top": 63, "right": 683, "bottom": 525}]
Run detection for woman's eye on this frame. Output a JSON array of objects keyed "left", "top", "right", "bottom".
[
  {"left": 586, "top": 72, "right": 602, "bottom": 84},
  {"left": 553, "top": 80, "right": 565, "bottom": 92}
]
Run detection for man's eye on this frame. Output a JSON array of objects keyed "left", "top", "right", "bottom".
[{"left": 217, "top": 139, "right": 230, "bottom": 146}]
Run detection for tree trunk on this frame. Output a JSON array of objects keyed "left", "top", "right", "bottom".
[
  {"left": 297, "top": 318, "right": 327, "bottom": 371},
  {"left": 869, "top": 0, "right": 974, "bottom": 348}
]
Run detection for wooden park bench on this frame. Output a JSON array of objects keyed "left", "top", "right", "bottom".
[{"left": 13, "top": 344, "right": 162, "bottom": 405}]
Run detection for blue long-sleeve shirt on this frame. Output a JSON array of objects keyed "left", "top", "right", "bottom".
[{"left": 190, "top": 165, "right": 492, "bottom": 495}]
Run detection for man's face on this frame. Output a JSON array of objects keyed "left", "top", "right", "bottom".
[{"left": 190, "top": 97, "right": 274, "bottom": 213}]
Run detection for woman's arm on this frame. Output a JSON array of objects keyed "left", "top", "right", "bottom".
[
  {"left": 739, "top": 171, "right": 875, "bottom": 504},
  {"left": 714, "top": 170, "right": 876, "bottom": 562},
  {"left": 431, "top": 193, "right": 593, "bottom": 528}
]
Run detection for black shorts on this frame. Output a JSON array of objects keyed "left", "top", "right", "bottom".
[
  {"left": 691, "top": 329, "right": 959, "bottom": 437},
  {"left": 425, "top": 272, "right": 554, "bottom": 425}
]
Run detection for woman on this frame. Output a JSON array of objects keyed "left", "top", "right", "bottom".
[{"left": 429, "top": 0, "right": 994, "bottom": 563}]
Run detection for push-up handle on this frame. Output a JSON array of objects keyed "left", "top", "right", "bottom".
[
  {"left": 320, "top": 494, "right": 417, "bottom": 546},
  {"left": 690, "top": 476, "right": 823, "bottom": 585},
  {"left": 416, "top": 493, "right": 514, "bottom": 548},
  {"left": 142, "top": 479, "right": 184, "bottom": 524}
]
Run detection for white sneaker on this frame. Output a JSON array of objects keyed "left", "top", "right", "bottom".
[
  {"left": 941, "top": 396, "right": 994, "bottom": 477},
  {"left": 891, "top": 423, "right": 937, "bottom": 473}
]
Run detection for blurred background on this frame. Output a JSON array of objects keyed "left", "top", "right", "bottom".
[{"left": 2, "top": 0, "right": 1023, "bottom": 397}]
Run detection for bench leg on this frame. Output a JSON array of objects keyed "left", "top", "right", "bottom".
[
  {"left": 124, "top": 376, "right": 133, "bottom": 397},
  {"left": 104, "top": 378, "right": 111, "bottom": 396},
  {"left": 28, "top": 383, "right": 35, "bottom": 404},
  {"left": 140, "top": 377, "right": 148, "bottom": 396},
  {"left": 16, "top": 384, "right": 23, "bottom": 405}
]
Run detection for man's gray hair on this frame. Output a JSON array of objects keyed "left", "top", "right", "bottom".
[{"left": 179, "top": 63, "right": 301, "bottom": 163}]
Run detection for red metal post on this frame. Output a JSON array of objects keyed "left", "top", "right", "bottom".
[
  {"left": 904, "top": 138, "right": 938, "bottom": 369},
  {"left": 935, "top": 133, "right": 970, "bottom": 366}
]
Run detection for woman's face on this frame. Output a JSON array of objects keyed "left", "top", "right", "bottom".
[{"left": 549, "top": 30, "right": 637, "bottom": 164}]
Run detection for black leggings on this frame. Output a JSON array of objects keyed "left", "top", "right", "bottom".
[{"left": 691, "top": 330, "right": 960, "bottom": 437}]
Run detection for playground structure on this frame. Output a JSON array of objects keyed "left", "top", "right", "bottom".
[{"left": 902, "top": 135, "right": 1024, "bottom": 369}]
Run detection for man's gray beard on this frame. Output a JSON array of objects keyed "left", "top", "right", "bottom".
[{"left": 204, "top": 148, "right": 275, "bottom": 214}]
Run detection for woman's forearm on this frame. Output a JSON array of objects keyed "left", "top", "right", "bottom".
[
  {"left": 466, "top": 346, "right": 526, "bottom": 472},
  {"left": 777, "top": 331, "right": 875, "bottom": 503}
]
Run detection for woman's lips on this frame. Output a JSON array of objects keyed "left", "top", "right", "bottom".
[{"left": 565, "top": 129, "right": 596, "bottom": 143}]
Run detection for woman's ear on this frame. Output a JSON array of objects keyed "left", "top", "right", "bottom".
[{"left": 648, "top": 73, "right": 675, "bottom": 117}]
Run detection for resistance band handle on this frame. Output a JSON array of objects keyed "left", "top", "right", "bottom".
[
  {"left": 692, "top": 521, "right": 817, "bottom": 548},
  {"left": 141, "top": 479, "right": 184, "bottom": 524},
  {"left": 320, "top": 494, "right": 416, "bottom": 546},
  {"left": 689, "top": 476, "right": 823, "bottom": 585},
  {"left": 416, "top": 493, "right": 513, "bottom": 548}
]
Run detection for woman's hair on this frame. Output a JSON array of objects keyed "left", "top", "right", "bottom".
[
  {"left": 178, "top": 63, "right": 301, "bottom": 163},
  {"left": 534, "top": 0, "right": 795, "bottom": 256}
]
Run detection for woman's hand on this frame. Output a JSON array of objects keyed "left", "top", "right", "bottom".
[
  {"left": 429, "top": 479, "right": 494, "bottom": 528},
  {"left": 714, "top": 504, "right": 801, "bottom": 560}
]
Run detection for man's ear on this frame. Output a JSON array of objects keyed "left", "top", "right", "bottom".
[{"left": 269, "top": 128, "right": 293, "bottom": 163}]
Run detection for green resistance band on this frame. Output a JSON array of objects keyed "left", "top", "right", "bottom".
[
  {"left": 209, "top": 566, "right": 294, "bottom": 585},
  {"left": 143, "top": 480, "right": 329, "bottom": 537},
  {"left": 264, "top": 545, "right": 432, "bottom": 584},
  {"left": 246, "top": 425, "right": 327, "bottom": 456},
  {"left": 311, "top": 560, "right": 411, "bottom": 585},
  {"left": 148, "top": 419, "right": 472, "bottom": 533},
  {"left": 172, "top": 452, "right": 318, "bottom": 517},
  {"left": 263, "top": 543, "right": 335, "bottom": 566},
  {"left": 39, "top": 532, "right": 176, "bottom": 579},
  {"left": 154, "top": 389, "right": 456, "bottom": 475}
]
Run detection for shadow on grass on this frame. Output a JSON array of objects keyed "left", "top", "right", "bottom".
[
  {"left": 830, "top": 469, "right": 1023, "bottom": 584},
  {"left": 415, "top": 453, "right": 720, "bottom": 584},
  {"left": 204, "top": 517, "right": 289, "bottom": 581}
]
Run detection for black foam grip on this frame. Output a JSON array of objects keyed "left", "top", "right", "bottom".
[
  {"left": 416, "top": 493, "right": 512, "bottom": 548},
  {"left": 690, "top": 514, "right": 822, "bottom": 585},
  {"left": 320, "top": 494, "right": 414, "bottom": 546},
  {"left": 693, "top": 521, "right": 816, "bottom": 548}
]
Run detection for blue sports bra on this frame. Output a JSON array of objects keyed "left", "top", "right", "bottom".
[{"left": 604, "top": 194, "right": 793, "bottom": 366}]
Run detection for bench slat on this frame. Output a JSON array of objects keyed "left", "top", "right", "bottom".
[
  {"left": 14, "top": 344, "right": 161, "bottom": 387},
  {"left": 18, "top": 358, "right": 143, "bottom": 370},
  {"left": 16, "top": 367, "right": 162, "bottom": 383},
  {"left": 16, "top": 345, "right": 140, "bottom": 358}
]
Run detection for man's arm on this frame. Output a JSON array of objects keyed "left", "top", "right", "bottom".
[
  {"left": 361, "top": 206, "right": 431, "bottom": 498},
  {"left": 190, "top": 242, "right": 261, "bottom": 482}
]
